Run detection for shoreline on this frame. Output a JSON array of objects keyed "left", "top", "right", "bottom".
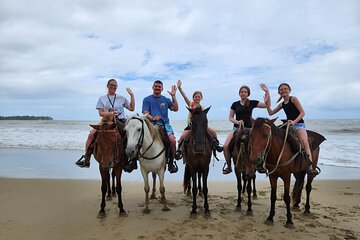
[
  {"left": 0, "top": 178, "right": 359, "bottom": 240},
  {"left": 0, "top": 148, "right": 359, "bottom": 181}
]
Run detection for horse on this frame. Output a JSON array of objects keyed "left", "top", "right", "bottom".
[
  {"left": 125, "top": 115, "right": 170, "bottom": 213},
  {"left": 182, "top": 106, "right": 213, "bottom": 215},
  {"left": 248, "top": 117, "right": 325, "bottom": 228},
  {"left": 227, "top": 128, "right": 257, "bottom": 215},
  {"left": 90, "top": 116, "right": 126, "bottom": 218}
]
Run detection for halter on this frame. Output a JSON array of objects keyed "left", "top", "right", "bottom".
[
  {"left": 128, "top": 117, "right": 166, "bottom": 160},
  {"left": 256, "top": 121, "right": 300, "bottom": 176}
]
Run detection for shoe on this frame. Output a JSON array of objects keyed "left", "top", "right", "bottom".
[
  {"left": 174, "top": 150, "right": 182, "bottom": 160},
  {"left": 168, "top": 162, "right": 178, "bottom": 174},
  {"left": 216, "top": 145, "right": 224, "bottom": 152},
  {"left": 124, "top": 159, "right": 138, "bottom": 173},
  {"left": 75, "top": 157, "right": 90, "bottom": 168},
  {"left": 222, "top": 163, "right": 232, "bottom": 175},
  {"left": 308, "top": 169, "right": 319, "bottom": 177}
]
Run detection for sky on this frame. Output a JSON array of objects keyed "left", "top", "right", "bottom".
[{"left": 0, "top": 0, "right": 359, "bottom": 121}]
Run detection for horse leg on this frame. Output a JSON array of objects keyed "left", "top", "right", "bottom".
[
  {"left": 198, "top": 171, "right": 203, "bottom": 197},
  {"left": 304, "top": 174, "right": 314, "bottom": 214},
  {"left": 150, "top": 172, "right": 157, "bottom": 199},
  {"left": 242, "top": 171, "right": 247, "bottom": 194},
  {"left": 141, "top": 170, "right": 151, "bottom": 214},
  {"left": 203, "top": 169, "right": 210, "bottom": 216},
  {"left": 116, "top": 166, "right": 126, "bottom": 216},
  {"left": 252, "top": 173, "right": 257, "bottom": 199},
  {"left": 191, "top": 172, "right": 198, "bottom": 215},
  {"left": 98, "top": 167, "right": 108, "bottom": 218},
  {"left": 111, "top": 168, "right": 116, "bottom": 197},
  {"left": 265, "top": 176, "right": 277, "bottom": 225},
  {"left": 235, "top": 169, "right": 242, "bottom": 211},
  {"left": 246, "top": 175, "right": 253, "bottom": 216},
  {"left": 159, "top": 169, "right": 170, "bottom": 211},
  {"left": 283, "top": 175, "right": 294, "bottom": 228},
  {"left": 106, "top": 169, "right": 112, "bottom": 200},
  {"left": 292, "top": 171, "right": 305, "bottom": 209}
]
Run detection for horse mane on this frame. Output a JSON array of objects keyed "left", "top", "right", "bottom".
[
  {"left": 128, "top": 115, "right": 162, "bottom": 143},
  {"left": 253, "top": 118, "right": 286, "bottom": 140}
]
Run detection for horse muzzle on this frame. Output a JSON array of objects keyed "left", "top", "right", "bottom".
[{"left": 125, "top": 145, "right": 138, "bottom": 159}]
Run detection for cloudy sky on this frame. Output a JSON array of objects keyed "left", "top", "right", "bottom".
[{"left": 1, "top": 0, "right": 359, "bottom": 120}]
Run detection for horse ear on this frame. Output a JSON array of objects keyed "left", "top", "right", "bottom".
[
  {"left": 269, "top": 117, "right": 278, "bottom": 125},
  {"left": 90, "top": 124, "right": 101, "bottom": 130},
  {"left": 186, "top": 106, "right": 193, "bottom": 113},
  {"left": 204, "top": 106, "right": 211, "bottom": 114}
]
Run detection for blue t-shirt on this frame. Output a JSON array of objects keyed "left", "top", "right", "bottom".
[{"left": 142, "top": 95, "right": 173, "bottom": 125}]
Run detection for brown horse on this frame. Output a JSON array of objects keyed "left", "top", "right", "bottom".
[
  {"left": 90, "top": 116, "right": 126, "bottom": 218},
  {"left": 182, "top": 106, "right": 212, "bottom": 215},
  {"left": 248, "top": 118, "right": 325, "bottom": 228},
  {"left": 228, "top": 128, "right": 257, "bottom": 215}
]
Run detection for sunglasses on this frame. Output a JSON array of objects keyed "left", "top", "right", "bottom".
[{"left": 108, "top": 84, "right": 117, "bottom": 87}]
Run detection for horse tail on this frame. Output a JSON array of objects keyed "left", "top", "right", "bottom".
[{"left": 183, "top": 164, "right": 191, "bottom": 194}]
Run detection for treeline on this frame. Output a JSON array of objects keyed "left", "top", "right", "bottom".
[{"left": 0, "top": 116, "right": 53, "bottom": 120}]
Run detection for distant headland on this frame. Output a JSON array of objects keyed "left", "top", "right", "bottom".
[{"left": 0, "top": 116, "right": 53, "bottom": 120}]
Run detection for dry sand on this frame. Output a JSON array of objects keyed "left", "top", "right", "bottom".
[{"left": 0, "top": 178, "right": 359, "bottom": 240}]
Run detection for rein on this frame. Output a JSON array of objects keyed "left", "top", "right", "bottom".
[
  {"left": 128, "top": 117, "right": 166, "bottom": 160},
  {"left": 262, "top": 122, "right": 299, "bottom": 176}
]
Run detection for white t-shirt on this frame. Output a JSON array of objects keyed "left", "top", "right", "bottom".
[{"left": 96, "top": 94, "right": 130, "bottom": 120}]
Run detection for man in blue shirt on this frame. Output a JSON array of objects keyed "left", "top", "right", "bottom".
[{"left": 142, "top": 80, "right": 179, "bottom": 173}]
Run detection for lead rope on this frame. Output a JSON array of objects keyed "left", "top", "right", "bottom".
[{"left": 265, "top": 121, "right": 291, "bottom": 176}]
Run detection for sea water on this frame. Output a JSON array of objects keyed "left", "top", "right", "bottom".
[{"left": 0, "top": 119, "right": 359, "bottom": 180}]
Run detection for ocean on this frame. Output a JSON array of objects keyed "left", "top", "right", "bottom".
[{"left": 0, "top": 119, "right": 359, "bottom": 180}]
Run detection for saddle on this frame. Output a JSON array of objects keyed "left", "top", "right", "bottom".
[{"left": 279, "top": 124, "right": 326, "bottom": 153}]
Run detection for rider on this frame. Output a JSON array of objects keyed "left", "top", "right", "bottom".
[
  {"left": 222, "top": 85, "right": 268, "bottom": 174},
  {"left": 142, "top": 80, "right": 179, "bottom": 174},
  {"left": 75, "top": 79, "right": 135, "bottom": 170},
  {"left": 260, "top": 83, "right": 318, "bottom": 176},
  {"left": 175, "top": 80, "right": 223, "bottom": 160}
]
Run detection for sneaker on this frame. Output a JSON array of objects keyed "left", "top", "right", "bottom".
[
  {"left": 168, "top": 162, "right": 178, "bottom": 174},
  {"left": 216, "top": 145, "right": 224, "bottom": 152},
  {"left": 174, "top": 150, "right": 182, "bottom": 160},
  {"left": 75, "top": 158, "right": 90, "bottom": 168}
]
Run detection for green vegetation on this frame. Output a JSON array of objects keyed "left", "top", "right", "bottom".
[{"left": 0, "top": 116, "right": 53, "bottom": 120}]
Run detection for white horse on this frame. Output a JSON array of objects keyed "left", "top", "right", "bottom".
[{"left": 124, "top": 115, "right": 170, "bottom": 213}]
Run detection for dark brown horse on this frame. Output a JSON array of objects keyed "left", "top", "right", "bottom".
[
  {"left": 228, "top": 128, "right": 257, "bottom": 215},
  {"left": 90, "top": 116, "right": 126, "bottom": 218},
  {"left": 248, "top": 118, "right": 325, "bottom": 228},
  {"left": 182, "top": 106, "right": 212, "bottom": 215}
]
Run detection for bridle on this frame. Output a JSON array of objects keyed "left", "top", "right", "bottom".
[
  {"left": 252, "top": 121, "right": 300, "bottom": 176},
  {"left": 127, "top": 117, "right": 166, "bottom": 160}
]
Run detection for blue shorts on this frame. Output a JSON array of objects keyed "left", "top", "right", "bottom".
[
  {"left": 294, "top": 123, "right": 306, "bottom": 130},
  {"left": 157, "top": 123, "right": 174, "bottom": 135}
]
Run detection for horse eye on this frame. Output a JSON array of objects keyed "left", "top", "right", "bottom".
[
  {"left": 137, "top": 128, "right": 141, "bottom": 132},
  {"left": 263, "top": 134, "right": 268, "bottom": 138}
]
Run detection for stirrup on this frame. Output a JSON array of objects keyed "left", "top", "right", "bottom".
[
  {"left": 216, "top": 145, "right": 224, "bottom": 152},
  {"left": 75, "top": 155, "right": 85, "bottom": 164}
]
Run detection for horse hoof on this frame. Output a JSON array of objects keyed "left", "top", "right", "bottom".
[
  {"left": 97, "top": 212, "right": 106, "bottom": 219},
  {"left": 143, "top": 208, "right": 151, "bottom": 214},
  {"left": 204, "top": 210, "right": 211, "bottom": 217},
  {"left": 285, "top": 222, "right": 295, "bottom": 229},
  {"left": 150, "top": 194, "right": 156, "bottom": 200},
  {"left": 303, "top": 210, "right": 311, "bottom": 215},
  {"left": 162, "top": 206, "right": 171, "bottom": 212},
  {"left": 235, "top": 206, "right": 241, "bottom": 212},
  {"left": 265, "top": 219, "right": 274, "bottom": 226},
  {"left": 246, "top": 210, "right": 253, "bottom": 216},
  {"left": 106, "top": 196, "right": 112, "bottom": 201},
  {"left": 252, "top": 195, "right": 258, "bottom": 200},
  {"left": 119, "top": 211, "right": 127, "bottom": 217}
]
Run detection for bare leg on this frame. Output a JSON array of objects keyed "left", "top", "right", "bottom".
[{"left": 223, "top": 131, "right": 234, "bottom": 174}]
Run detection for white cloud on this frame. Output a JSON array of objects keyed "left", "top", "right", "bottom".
[{"left": 0, "top": 0, "right": 359, "bottom": 120}]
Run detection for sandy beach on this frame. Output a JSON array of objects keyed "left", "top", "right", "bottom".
[{"left": 0, "top": 178, "right": 359, "bottom": 240}]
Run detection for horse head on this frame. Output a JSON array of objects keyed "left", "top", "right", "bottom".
[
  {"left": 124, "top": 115, "right": 145, "bottom": 159},
  {"left": 249, "top": 117, "right": 277, "bottom": 169},
  {"left": 90, "top": 120, "right": 121, "bottom": 168},
  {"left": 188, "top": 106, "right": 210, "bottom": 153}
]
